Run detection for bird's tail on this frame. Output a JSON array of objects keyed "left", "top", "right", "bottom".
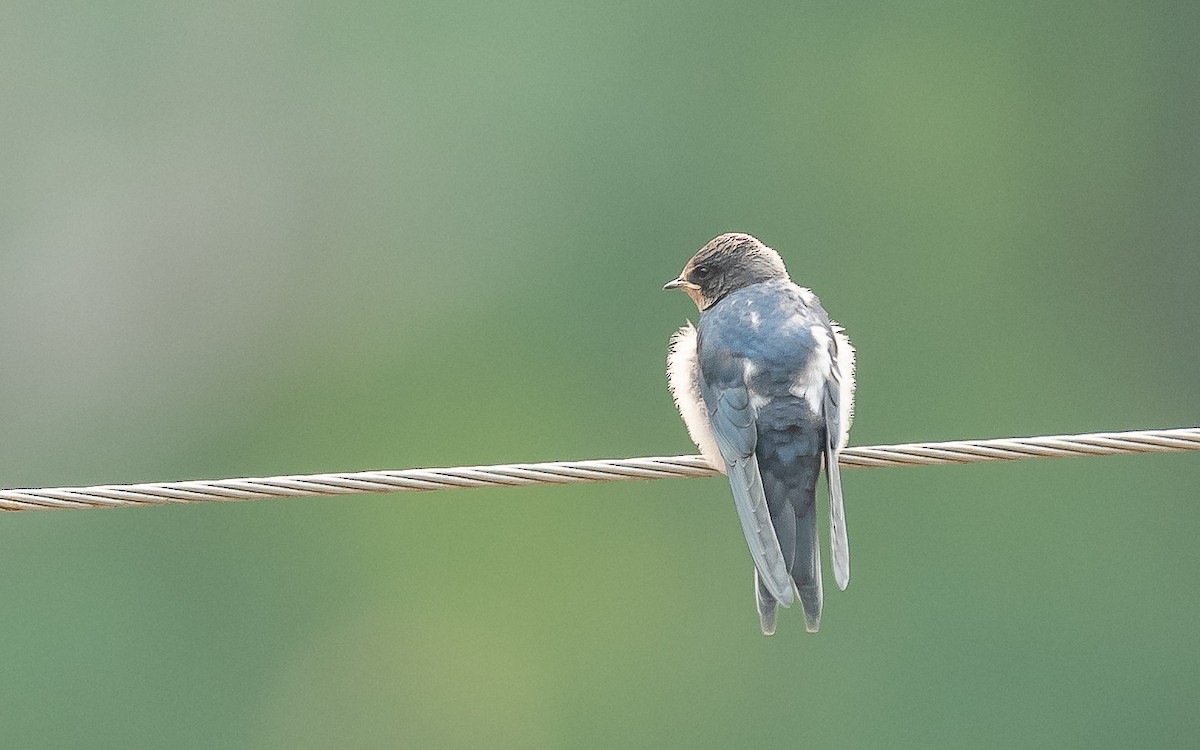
[
  {"left": 754, "top": 569, "right": 779, "bottom": 635},
  {"left": 753, "top": 487, "right": 823, "bottom": 635},
  {"left": 792, "top": 494, "right": 823, "bottom": 632}
]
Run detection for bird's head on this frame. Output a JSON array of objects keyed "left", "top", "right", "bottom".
[{"left": 663, "top": 233, "right": 790, "bottom": 311}]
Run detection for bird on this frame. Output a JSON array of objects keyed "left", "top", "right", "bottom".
[{"left": 664, "top": 232, "right": 855, "bottom": 635}]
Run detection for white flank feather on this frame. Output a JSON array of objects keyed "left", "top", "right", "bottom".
[
  {"left": 666, "top": 323, "right": 726, "bottom": 472},
  {"left": 830, "top": 323, "right": 856, "bottom": 450}
]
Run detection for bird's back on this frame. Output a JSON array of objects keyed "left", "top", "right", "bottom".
[{"left": 697, "top": 280, "right": 833, "bottom": 410}]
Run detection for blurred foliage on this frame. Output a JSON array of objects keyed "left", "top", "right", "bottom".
[{"left": 2, "top": 1, "right": 1199, "bottom": 747}]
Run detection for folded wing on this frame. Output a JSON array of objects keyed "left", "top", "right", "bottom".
[{"left": 702, "top": 379, "right": 794, "bottom": 606}]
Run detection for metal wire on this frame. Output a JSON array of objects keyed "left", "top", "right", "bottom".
[{"left": 1, "top": 427, "right": 1196, "bottom": 512}]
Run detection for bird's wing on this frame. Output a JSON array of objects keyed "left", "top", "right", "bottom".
[
  {"left": 824, "top": 324, "right": 855, "bottom": 591},
  {"left": 701, "top": 375, "right": 794, "bottom": 606}
]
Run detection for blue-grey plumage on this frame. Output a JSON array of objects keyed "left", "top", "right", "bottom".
[{"left": 665, "top": 233, "right": 855, "bottom": 635}]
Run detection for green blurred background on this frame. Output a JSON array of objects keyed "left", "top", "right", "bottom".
[{"left": 2, "top": 1, "right": 1199, "bottom": 747}]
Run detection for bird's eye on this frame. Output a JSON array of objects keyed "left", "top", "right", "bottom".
[{"left": 694, "top": 265, "right": 712, "bottom": 280}]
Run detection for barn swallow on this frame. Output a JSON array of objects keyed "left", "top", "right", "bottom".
[{"left": 665, "top": 233, "right": 855, "bottom": 634}]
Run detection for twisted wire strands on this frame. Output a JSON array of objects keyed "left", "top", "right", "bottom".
[{"left": 2, "top": 427, "right": 1197, "bottom": 513}]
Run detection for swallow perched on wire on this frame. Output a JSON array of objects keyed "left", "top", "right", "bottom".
[{"left": 665, "top": 233, "right": 855, "bottom": 635}]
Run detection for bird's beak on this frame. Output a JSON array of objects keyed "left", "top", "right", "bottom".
[{"left": 663, "top": 277, "right": 699, "bottom": 292}]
